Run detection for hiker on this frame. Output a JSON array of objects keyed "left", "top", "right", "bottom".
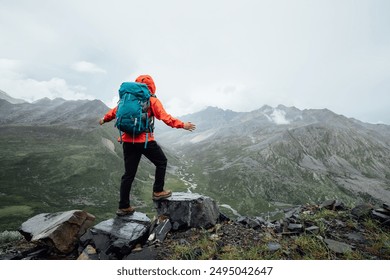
[{"left": 99, "top": 75, "right": 196, "bottom": 216}]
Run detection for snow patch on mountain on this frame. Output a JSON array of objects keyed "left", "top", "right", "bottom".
[
  {"left": 260, "top": 107, "right": 291, "bottom": 125},
  {"left": 270, "top": 109, "right": 290, "bottom": 125}
]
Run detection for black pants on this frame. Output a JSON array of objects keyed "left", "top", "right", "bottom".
[{"left": 119, "top": 141, "right": 167, "bottom": 209}]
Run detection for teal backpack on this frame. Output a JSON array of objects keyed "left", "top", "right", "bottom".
[{"left": 115, "top": 82, "right": 155, "bottom": 147}]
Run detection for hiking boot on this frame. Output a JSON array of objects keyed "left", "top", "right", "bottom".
[
  {"left": 153, "top": 190, "right": 172, "bottom": 200},
  {"left": 116, "top": 206, "right": 135, "bottom": 216}
]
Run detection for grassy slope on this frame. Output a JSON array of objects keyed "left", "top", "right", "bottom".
[
  {"left": 180, "top": 141, "right": 358, "bottom": 218},
  {"left": 159, "top": 208, "right": 390, "bottom": 260},
  {"left": 177, "top": 124, "right": 390, "bottom": 217},
  {"left": 0, "top": 125, "right": 187, "bottom": 231}
]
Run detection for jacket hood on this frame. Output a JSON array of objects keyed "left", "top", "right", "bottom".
[{"left": 135, "top": 75, "right": 156, "bottom": 94}]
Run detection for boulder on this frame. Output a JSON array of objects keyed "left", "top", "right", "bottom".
[
  {"left": 267, "top": 242, "right": 281, "bottom": 252},
  {"left": 319, "top": 199, "right": 345, "bottom": 210},
  {"left": 320, "top": 199, "right": 336, "bottom": 210},
  {"left": 80, "top": 212, "right": 151, "bottom": 259},
  {"left": 287, "top": 223, "right": 303, "bottom": 232},
  {"left": 154, "top": 192, "right": 219, "bottom": 230},
  {"left": 19, "top": 210, "right": 95, "bottom": 254},
  {"left": 236, "top": 216, "right": 262, "bottom": 229},
  {"left": 351, "top": 203, "right": 373, "bottom": 219},
  {"left": 324, "top": 238, "right": 353, "bottom": 254},
  {"left": 77, "top": 245, "right": 98, "bottom": 260},
  {"left": 345, "top": 232, "right": 366, "bottom": 243},
  {"left": 152, "top": 218, "right": 172, "bottom": 243},
  {"left": 372, "top": 210, "right": 390, "bottom": 222},
  {"left": 124, "top": 246, "right": 158, "bottom": 260},
  {"left": 305, "top": 225, "right": 320, "bottom": 235}
]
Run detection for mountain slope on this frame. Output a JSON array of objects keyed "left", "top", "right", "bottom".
[
  {"left": 0, "top": 96, "right": 187, "bottom": 230},
  {"left": 0, "top": 90, "right": 26, "bottom": 104},
  {"left": 0, "top": 98, "right": 108, "bottom": 130},
  {"left": 2, "top": 92, "right": 389, "bottom": 228},
  {"left": 157, "top": 106, "right": 390, "bottom": 216},
  {"left": 0, "top": 98, "right": 123, "bottom": 230}
]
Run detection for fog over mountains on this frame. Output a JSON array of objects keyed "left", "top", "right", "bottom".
[{"left": 1, "top": 90, "right": 389, "bottom": 229}]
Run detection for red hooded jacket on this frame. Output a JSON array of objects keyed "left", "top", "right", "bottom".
[{"left": 103, "top": 75, "right": 184, "bottom": 143}]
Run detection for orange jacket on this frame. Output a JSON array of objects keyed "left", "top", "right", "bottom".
[{"left": 103, "top": 96, "right": 184, "bottom": 143}]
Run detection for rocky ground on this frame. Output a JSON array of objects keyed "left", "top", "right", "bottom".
[
  {"left": 1, "top": 200, "right": 389, "bottom": 260},
  {"left": 155, "top": 202, "right": 390, "bottom": 260},
  {"left": 155, "top": 222, "right": 268, "bottom": 260}
]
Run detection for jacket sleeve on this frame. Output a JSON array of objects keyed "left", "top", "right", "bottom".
[
  {"left": 151, "top": 98, "right": 184, "bottom": 129},
  {"left": 103, "top": 106, "right": 117, "bottom": 122}
]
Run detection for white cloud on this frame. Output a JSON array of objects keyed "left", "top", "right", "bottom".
[
  {"left": 0, "top": 64, "right": 95, "bottom": 102},
  {"left": 25, "top": 77, "right": 94, "bottom": 101},
  {"left": 0, "top": 58, "right": 23, "bottom": 79},
  {"left": 71, "top": 61, "right": 106, "bottom": 74},
  {"left": 106, "top": 93, "right": 119, "bottom": 109},
  {"left": 0, "top": 58, "right": 20, "bottom": 69},
  {"left": 1, "top": 1, "right": 389, "bottom": 124}
]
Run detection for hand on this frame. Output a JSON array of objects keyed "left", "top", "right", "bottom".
[
  {"left": 183, "top": 122, "right": 196, "bottom": 132},
  {"left": 99, "top": 118, "right": 105, "bottom": 125}
]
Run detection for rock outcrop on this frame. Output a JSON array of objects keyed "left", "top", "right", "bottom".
[
  {"left": 233, "top": 201, "right": 390, "bottom": 257},
  {"left": 154, "top": 192, "right": 220, "bottom": 230},
  {"left": 77, "top": 192, "right": 220, "bottom": 259},
  {"left": 3, "top": 197, "right": 389, "bottom": 260},
  {"left": 79, "top": 212, "right": 151, "bottom": 260},
  {"left": 18, "top": 210, "right": 95, "bottom": 254}
]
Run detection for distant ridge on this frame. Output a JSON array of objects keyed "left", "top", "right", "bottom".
[
  {"left": 0, "top": 95, "right": 109, "bottom": 130},
  {"left": 156, "top": 105, "right": 390, "bottom": 216},
  {"left": 0, "top": 89, "right": 27, "bottom": 104},
  {"left": 1, "top": 91, "right": 389, "bottom": 222},
  {"left": 0, "top": 93, "right": 184, "bottom": 231}
]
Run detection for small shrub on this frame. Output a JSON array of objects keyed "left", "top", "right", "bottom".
[{"left": 0, "top": 230, "right": 23, "bottom": 245}]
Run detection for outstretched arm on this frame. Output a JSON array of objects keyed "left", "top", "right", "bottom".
[
  {"left": 151, "top": 98, "right": 196, "bottom": 131},
  {"left": 99, "top": 107, "right": 117, "bottom": 125},
  {"left": 183, "top": 122, "right": 196, "bottom": 131}
]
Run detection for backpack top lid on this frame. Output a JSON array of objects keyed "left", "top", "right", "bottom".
[{"left": 118, "top": 82, "right": 151, "bottom": 100}]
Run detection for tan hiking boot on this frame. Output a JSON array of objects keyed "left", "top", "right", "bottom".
[
  {"left": 116, "top": 206, "right": 135, "bottom": 216},
  {"left": 153, "top": 190, "right": 172, "bottom": 200}
]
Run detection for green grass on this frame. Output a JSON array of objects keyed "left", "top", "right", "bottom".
[
  {"left": 362, "top": 218, "right": 390, "bottom": 257},
  {"left": 160, "top": 206, "right": 390, "bottom": 260},
  {"left": 0, "top": 126, "right": 125, "bottom": 229},
  {"left": 0, "top": 230, "right": 23, "bottom": 245},
  {"left": 0, "top": 205, "right": 34, "bottom": 219},
  {"left": 163, "top": 224, "right": 389, "bottom": 260},
  {"left": 0, "top": 125, "right": 192, "bottom": 230}
]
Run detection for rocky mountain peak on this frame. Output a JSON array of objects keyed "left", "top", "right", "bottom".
[
  {"left": 0, "top": 94, "right": 109, "bottom": 130},
  {"left": 156, "top": 103, "right": 390, "bottom": 215}
]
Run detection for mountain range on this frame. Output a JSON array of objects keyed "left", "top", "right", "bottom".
[
  {"left": 156, "top": 105, "right": 390, "bottom": 216},
  {"left": 1, "top": 90, "right": 389, "bottom": 229},
  {"left": 0, "top": 92, "right": 186, "bottom": 231}
]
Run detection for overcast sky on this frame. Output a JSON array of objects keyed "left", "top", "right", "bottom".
[{"left": 0, "top": 0, "right": 389, "bottom": 124}]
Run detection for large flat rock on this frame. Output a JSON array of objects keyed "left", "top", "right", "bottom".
[
  {"left": 80, "top": 212, "right": 151, "bottom": 259},
  {"left": 154, "top": 192, "right": 219, "bottom": 230},
  {"left": 19, "top": 210, "right": 95, "bottom": 254}
]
